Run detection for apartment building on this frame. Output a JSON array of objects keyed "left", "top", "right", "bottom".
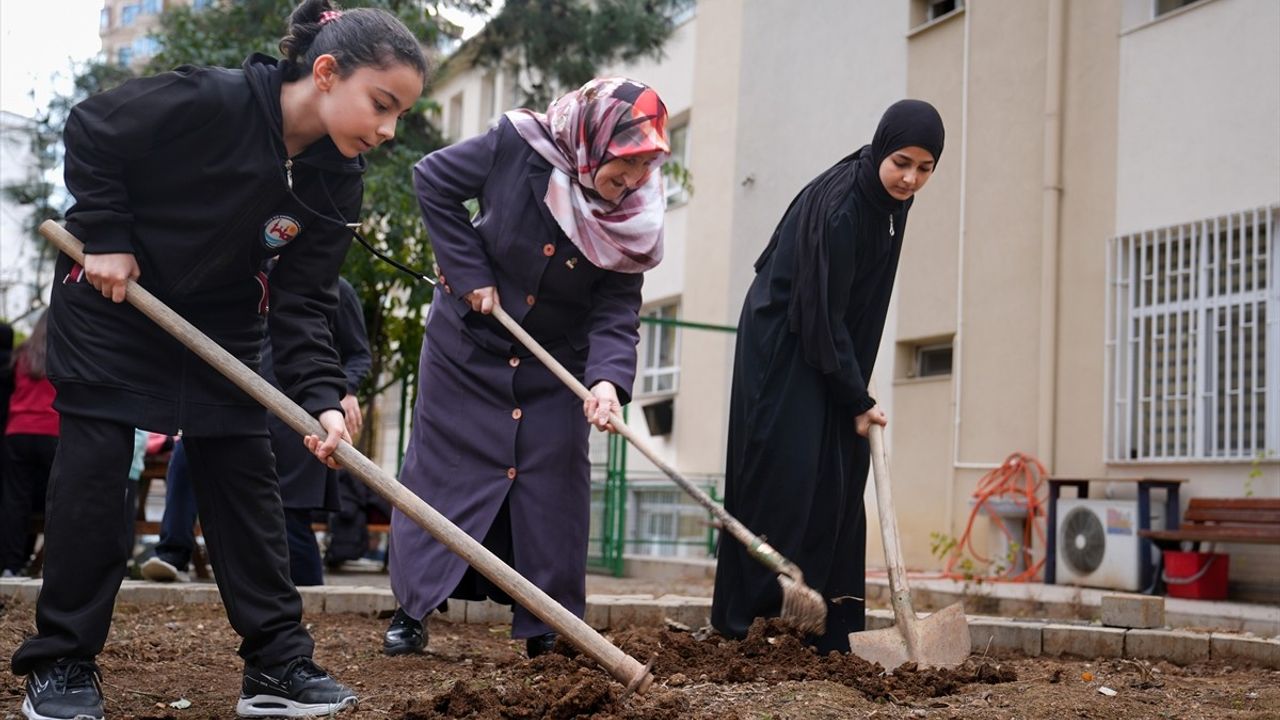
[
  {"left": 422, "top": 0, "right": 1278, "bottom": 595},
  {"left": 99, "top": 0, "right": 205, "bottom": 68}
]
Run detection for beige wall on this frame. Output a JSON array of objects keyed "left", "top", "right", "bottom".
[{"left": 1116, "top": 0, "right": 1280, "bottom": 235}]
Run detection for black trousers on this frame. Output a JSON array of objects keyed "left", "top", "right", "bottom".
[
  {"left": 11, "top": 413, "right": 313, "bottom": 675},
  {"left": 0, "top": 434, "right": 58, "bottom": 573},
  {"left": 284, "top": 508, "right": 324, "bottom": 587}
]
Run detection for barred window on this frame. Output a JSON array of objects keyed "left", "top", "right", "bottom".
[
  {"left": 1107, "top": 205, "right": 1278, "bottom": 461},
  {"left": 639, "top": 302, "right": 680, "bottom": 396}
]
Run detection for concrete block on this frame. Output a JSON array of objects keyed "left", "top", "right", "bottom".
[
  {"left": 967, "top": 617, "right": 1043, "bottom": 657},
  {"left": 323, "top": 587, "right": 395, "bottom": 615},
  {"left": 1101, "top": 593, "right": 1165, "bottom": 629},
  {"left": 2, "top": 579, "right": 42, "bottom": 604},
  {"left": 605, "top": 600, "right": 665, "bottom": 628},
  {"left": 1125, "top": 628, "right": 1209, "bottom": 665},
  {"left": 464, "top": 600, "right": 514, "bottom": 625},
  {"left": 582, "top": 599, "right": 610, "bottom": 630},
  {"left": 1042, "top": 623, "right": 1126, "bottom": 659},
  {"left": 1211, "top": 633, "right": 1280, "bottom": 668},
  {"left": 298, "top": 587, "right": 326, "bottom": 616},
  {"left": 435, "top": 599, "right": 467, "bottom": 624},
  {"left": 656, "top": 595, "right": 711, "bottom": 629},
  {"left": 119, "top": 583, "right": 180, "bottom": 606},
  {"left": 178, "top": 584, "right": 223, "bottom": 606},
  {"left": 864, "top": 609, "right": 896, "bottom": 631}
]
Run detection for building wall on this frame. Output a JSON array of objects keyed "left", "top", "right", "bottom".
[{"left": 1116, "top": 0, "right": 1280, "bottom": 235}]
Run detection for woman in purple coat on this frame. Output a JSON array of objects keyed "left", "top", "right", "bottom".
[{"left": 387, "top": 78, "right": 669, "bottom": 658}]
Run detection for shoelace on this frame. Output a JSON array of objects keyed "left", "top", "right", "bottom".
[
  {"left": 52, "top": 661, "right": 101, "bottom": 694},
  {"left": 282, "top": 657, "right": 328, "bottom": 681}
]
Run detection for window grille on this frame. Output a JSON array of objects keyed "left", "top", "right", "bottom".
[{"left": 1107, "top": 205, "right": 1278, "bottom": 462}]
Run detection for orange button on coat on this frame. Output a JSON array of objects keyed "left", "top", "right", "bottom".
[
  {"left": 508, "top": 357, "right": 520, "bottom": 368},
  {"left": 512, "top": 408, "right": 523, "bottom": 420},
  {"left": 542, "top": 243, "right": 555, "bottom": 257},
  {"left": 506, "top": 467, "right": 517, "bottom": 480},
  {"left": 525, "top": 295, "right": 536, "bottom": 306}
]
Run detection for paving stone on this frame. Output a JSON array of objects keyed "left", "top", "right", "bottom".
[
  {"left": 1101, "top": 593, "right": 1165, "bottom": 629},
  {"left": 967, "top": 616, "right": 1043, "bottom": 657},
  {"left": 864, "top": 609, "right": 896, "bottom": 631},
  {"left": 435, "top": 599, "right": 467, "bottom": 624},
  {"left": 1042, "top": 623, "right": 1126, "bottom": 659},
  {"left": 298, "top": 587, "right": 326, "bottom": 616},
  {"left": 582, "top": 599, "right": 610, "bottom": 630},
  {"left": 119, "top": 583, "right": 180, "bottom": 606},
  {"left": 1211, "top": 633, "right": 1280, "bottom": 668},
  {"left": 591, "top": 596, "right": 664, "bottom": 628},
  {"left": 1125, "top": 628, "right": 1209, "bottom": 665},
  {"left": 178, "top": 584, "right": 223, "bottom": 606},
  {"left": 656, "top": 595, "right": 711, "bottom": 629},
  {"left": 465, "top": 599, "right": 514, "bottom": 625},
  {"left": 324, "top": 587, "right": 395, "bottom": 615}
]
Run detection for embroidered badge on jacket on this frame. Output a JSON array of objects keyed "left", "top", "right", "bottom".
[{"left": 263, "top": 215, "right": 303, "bottom": 250}]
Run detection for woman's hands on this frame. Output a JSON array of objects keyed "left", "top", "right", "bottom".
[
  {"left": 855, "top": 405, "right": 888, "bottom": 438},
  {"left": 84, "top": 253, "right": 141, "bottom": 303},
  {"left": 304, "top": 408, "right": 351, "bottom": 469},
  {"left": 464, "top": 286, "right": 500, "bottom": 314},
  {"left": 583, "top": 380, "right": 621, "bottom": 432}
]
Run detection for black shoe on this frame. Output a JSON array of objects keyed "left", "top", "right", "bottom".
[
  {"left": 383, "top": 608, "right": 425, "bottom": 656},
  {"left": 525, "top": 632, "right": 558, "bottom": 659},
  {"left": 22, "top": 658, "right": 104, "bottom": 720},
  {"left": 236, "top": 657, "right": 356, "bottom": 718}
]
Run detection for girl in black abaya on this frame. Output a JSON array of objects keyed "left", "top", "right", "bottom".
[{"left": 712, "top": 100, "right": 945, "bottom": 653}]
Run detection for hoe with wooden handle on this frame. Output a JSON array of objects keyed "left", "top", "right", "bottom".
[
  {"left": 849, "top": 423, "right": 970, "bottom": 670},
  {"left": 40, "top": 220, "right": 654, "bottom": 695}
]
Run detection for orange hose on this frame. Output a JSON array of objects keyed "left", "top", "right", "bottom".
[{"left": 936, "top": 452, "right": 1048, "bottom": 583}]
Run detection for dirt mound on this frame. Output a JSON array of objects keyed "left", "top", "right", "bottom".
[{"left": 389, "top": 618, "right": 1015, "bottom": 719}]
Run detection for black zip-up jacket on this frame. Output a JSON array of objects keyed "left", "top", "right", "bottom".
[{"left": 48, "top": 54, "right": 363, "bottom": 436}]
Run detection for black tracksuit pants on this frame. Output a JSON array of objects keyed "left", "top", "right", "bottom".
[{"left": 11, "top": 412, "right": 313, "bottom": 675}]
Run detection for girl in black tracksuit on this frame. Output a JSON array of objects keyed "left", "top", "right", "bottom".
[{"left": 11, "top": 3, "right": 425, "bottom": 719}]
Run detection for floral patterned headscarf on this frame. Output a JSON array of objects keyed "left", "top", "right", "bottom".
[{"left": 505, "top": 78, "right": 670, "bottom": 273}]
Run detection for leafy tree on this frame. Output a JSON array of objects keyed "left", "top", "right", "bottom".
[
  {"left": 2, "top": 62, "right": 134, "bottom": 324},
  {"left": 8, "top": 0, "right": 679, "bottom": 457}
]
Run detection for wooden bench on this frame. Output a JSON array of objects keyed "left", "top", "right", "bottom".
[{"left": 1140, "top": 498, "right": 1280, "bottom": 549}]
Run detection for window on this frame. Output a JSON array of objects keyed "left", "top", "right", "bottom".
[
  {"left": 639, "top": 302, "right": 680, "bottom": 396},
  {"left": 1107, "top": 206, "right": 1278, "bottom": 461},
  {"left": 121, "top": 4, "right": 139, "bottom": 26},
  {"left": 667, "top": 0, "right": 696, "bottom": 26},
  {"left": 911, "top": 0, "right": 964, "bottom": 27},
  {"left": 663, "top": 124, "right": 690, "bottom": 208},
  {"left": 1155, "top": 0, "right": 1201, "bottom": 17},
  {"left": 192, "top": 0, "right": 212, "bottom": 9},
  {"left": 479, "top": 71, "right": 497, "bottom": 130},
  {"left": 117, "top": 46, "right": 134, "bottom": 66},
  {"left": 630, "top": 488, "right": 710, "bottom": 558},
  {"left": 100, "top": 7, "right": 111, "bottom": 30},
  {"left": 141, "top": 0, "right": 162, "bottom": 14},
  {"left": 897, "top": 336, "right": 953, "bottom": 379},
  {"left": 133, "top": 36, "right": 161, "bottom": 58},
  {"left": 446, "top": 91, "right": 463, "bottom": 139}
]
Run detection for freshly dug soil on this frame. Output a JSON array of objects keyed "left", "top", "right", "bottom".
[{"left": 1, "top": 599, "right": 1276, "bottom": 719}]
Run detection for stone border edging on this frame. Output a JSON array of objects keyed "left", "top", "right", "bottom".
[{"left": 2, "top": 579, "right": 1275, "bottom": 668}]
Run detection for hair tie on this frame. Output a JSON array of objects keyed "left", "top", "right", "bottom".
[{"left": 319, "top": 10, "right": 343, "bottom": 25}]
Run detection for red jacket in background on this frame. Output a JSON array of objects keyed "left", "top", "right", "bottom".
[{"left": 6, "top": 354, "right": 59, "bottom": 437}]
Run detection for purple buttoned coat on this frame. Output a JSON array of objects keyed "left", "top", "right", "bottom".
[{"left": 391, "top": 117, "right": 643, "bottom": 637}]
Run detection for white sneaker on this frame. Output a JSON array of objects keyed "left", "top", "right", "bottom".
[{"left": 140, "top": 556, "right": 189, "bottom": 583}]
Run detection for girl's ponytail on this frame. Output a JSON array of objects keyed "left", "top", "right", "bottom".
[{"left": 278, "top": 0, "right": 428, "bottom": 83}]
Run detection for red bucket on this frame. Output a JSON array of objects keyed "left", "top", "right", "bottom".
[{"left": 1162, "top": 550, "right": 1229, "bottom": 600}]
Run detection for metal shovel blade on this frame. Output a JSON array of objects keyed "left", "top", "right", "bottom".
[{"left": 848, "top": 602, "right": 971, "bottom": 671}]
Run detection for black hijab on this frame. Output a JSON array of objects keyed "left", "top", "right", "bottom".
[{"left": 755, "top": 99, "right": 945, "bottom": 374}]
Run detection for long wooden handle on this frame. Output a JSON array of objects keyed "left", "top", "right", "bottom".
[
  {"left": 868, "top": 423, "right": 918, "bottom": 630},
  {"left": 40, "top": 221, "right": 652, "bottom": 693},
  {"left": 490, "top": 303, "right": 802, "bottom": 579}
]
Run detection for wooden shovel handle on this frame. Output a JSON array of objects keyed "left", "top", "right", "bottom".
[
  {"left": 489, "top": 303, "right": 804, "bottom": 579},
  {"left": 39, "top": 220, "right": 652, "bottom": 693}
]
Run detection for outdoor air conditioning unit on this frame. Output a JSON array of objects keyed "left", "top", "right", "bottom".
[{"left": 1055, "top": 499, "right": 1162, "bottom": 592}]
